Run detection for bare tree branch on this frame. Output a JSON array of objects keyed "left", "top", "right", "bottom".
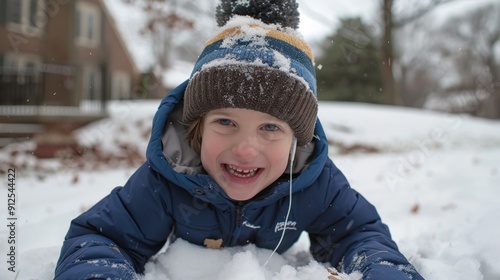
[{"left": 393, "top": 0, "right": 459, "bottom": 28}]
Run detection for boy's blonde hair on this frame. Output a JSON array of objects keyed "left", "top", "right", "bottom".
[{"left": 185, "top": 117, "right": 204, "bottom": 154}]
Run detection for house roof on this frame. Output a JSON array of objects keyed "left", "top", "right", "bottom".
[{"left": 100, "top": 0, "right": 140, "bottom": 75}]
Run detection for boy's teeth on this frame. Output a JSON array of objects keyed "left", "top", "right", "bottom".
[{"left": 227, "top": 165, "right": 258, "bottom": 177}]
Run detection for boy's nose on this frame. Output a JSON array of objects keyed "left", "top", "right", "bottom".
[{"left": 231, "top": 135, "right": 261, "bottom": 159}]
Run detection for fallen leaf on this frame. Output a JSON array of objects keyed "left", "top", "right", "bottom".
[{"left": 203, "top": 238, "right": 223, "bottom": 249}]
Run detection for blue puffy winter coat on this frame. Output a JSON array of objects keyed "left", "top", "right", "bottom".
[{"left": 54, "top": 81, "right": 423, "bottom": 279}]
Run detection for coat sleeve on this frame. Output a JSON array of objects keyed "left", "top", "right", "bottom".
[
  {"left": 54, "top": 163, "right": 174, "bottom": 279},
  {"left": 306, "top": 160, "right": 423, "bottom": 279}
]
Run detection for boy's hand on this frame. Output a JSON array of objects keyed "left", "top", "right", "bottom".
[
  {"left": 326, "top": 267, "right": 363, "bottom": 280},
  {"left": 327, "top": 268, "right": 340, "bottom": 280}
]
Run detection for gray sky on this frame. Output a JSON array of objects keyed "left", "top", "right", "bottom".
[
  {"left": 297, "top": 0, "right": 497, "bottom": 43},
  {"left": 298, "top": 0, "right": 376, "bottom": 42}
]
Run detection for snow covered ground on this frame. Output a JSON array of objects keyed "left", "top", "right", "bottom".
[{"left": 1, "top": 100, "right": 500, "bottom": 279}]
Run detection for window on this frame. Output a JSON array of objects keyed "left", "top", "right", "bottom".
[
  {"left": 1, "top": 53, "right": 42, "bottom": 107},
  {"left": 6, "top": 0, "right": 22, "bottom": 24},
  {"left": 6, "top": 0, "right": 44, "bottom": 35},
  {"left": 82, "top": 65, "right": 102, "bottom": 101},
  {"left": 111, "top": 71, "right": 131, "bottom": 100},
  {"left": 3, "top": 53, "right": 42, "bottom": 83},
  {"left": 75, "top": 2, "right": 101, "bottom": 48}
]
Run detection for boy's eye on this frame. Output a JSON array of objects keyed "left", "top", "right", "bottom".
[
  {"left": 216, "top": 118, "right": 233, "bottom": 126},
  {"left": 262, "top": 124, "right": 279, "bottom": 132}
]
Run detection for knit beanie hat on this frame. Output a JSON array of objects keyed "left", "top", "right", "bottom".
[{"left": 183, "top": 0, "right": 318, "bottom": 146}]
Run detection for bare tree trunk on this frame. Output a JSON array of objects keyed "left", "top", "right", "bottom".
[
  {"left": 479, "top": 71, "right": 500, "bottom": 119},
  {"left": 488, "top": 50, "right": 500, "bottom": 119},
  {"left": 381, "top": 0, "right": 459, "bottom": 107},
  {"left": 381, "top": 0, "right": 403, "bottom": 105},
  {"left": 477, "top": 28, "right": 500, "bottom": 119},
  {"left": 495, "top": 88, "right": 500, "bottom": 119}
]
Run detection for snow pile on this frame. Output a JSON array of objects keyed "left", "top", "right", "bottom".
[
  {"left": 142, "top": 239, "right": 361, "bottom": 280},
  {"left": 74, "top": 99, "right": 158, "bottom": 158},
  {"left": 0, "top": 100, "right": 158, "bottom": 175},
  {"left": 319, "top": 102, "right": 500, "bottom": 154}
]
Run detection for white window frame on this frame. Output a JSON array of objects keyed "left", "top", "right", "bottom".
[
  {"left": 75, "top": 2, "right": 102, "bottom": 48},
  {"left": 3, "top": 52, "right": 42, "bottom": 83},
  {"left": 6, "top": 0, "right": 45, "bottom": 37},
  {"left": 82, "top": 64, "right": 102, "bottom": 101},
  {"left": 111, "top": 71, "right": 131, "bottom": 100}
]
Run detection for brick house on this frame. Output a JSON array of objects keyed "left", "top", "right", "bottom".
[{"left": 0, "top": 0, "right": 146, "bottom": 155}]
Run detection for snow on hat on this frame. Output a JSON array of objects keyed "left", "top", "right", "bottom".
[{"left": 183, "top": 0, "right": 317, "bottom": 146}]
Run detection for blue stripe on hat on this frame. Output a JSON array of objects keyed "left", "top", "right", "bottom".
[{"left": 191, "top": 37, "right": 317, "bottom": 95}]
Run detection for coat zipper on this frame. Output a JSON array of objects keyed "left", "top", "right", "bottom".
[
  {"left": 235, "top": 203, "right": 244, "bottom": 224},
  {"left": 229, "top": 202, "right": 245, "bottom": 246}
]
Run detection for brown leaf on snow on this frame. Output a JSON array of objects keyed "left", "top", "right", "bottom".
[
  {"left": 72, "top": 174, "right": 79, "bottom": 185},
  {"left": 79, "top": 205, "right": 88, "bottom": 213},
  {"left": 203, "top": 238, "right": 223, "bottom": 250},
  {"left": 411, "top": 203, "right": 420, "bottom": 214}
]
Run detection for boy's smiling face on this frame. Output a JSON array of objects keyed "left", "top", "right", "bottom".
[{"left": 201, "top": 108, "right": 294, "bottom": 201}]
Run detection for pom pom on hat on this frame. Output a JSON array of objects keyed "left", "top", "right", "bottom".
[
  {"left": 216, "top": 0, "right": 300, "bottom": 29},
  {"left": 183, "top": 0, "right": 318, "bottom": 146}
]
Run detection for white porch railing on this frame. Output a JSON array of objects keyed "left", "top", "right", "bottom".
[{"left": 0, "top": 102, "right": 105, "bottom": 117}]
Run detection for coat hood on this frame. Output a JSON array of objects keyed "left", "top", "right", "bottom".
[{"left": 146, "top": 80, "right": 329, "bottom": 208}]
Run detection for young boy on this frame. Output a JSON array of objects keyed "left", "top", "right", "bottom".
[{"left": 55, "top": 1, "right": 423, "bottom": 279}]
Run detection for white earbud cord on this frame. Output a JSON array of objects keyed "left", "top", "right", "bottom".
[{"left": 264, "top": 137, "right": 297, "bottom": 267}]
